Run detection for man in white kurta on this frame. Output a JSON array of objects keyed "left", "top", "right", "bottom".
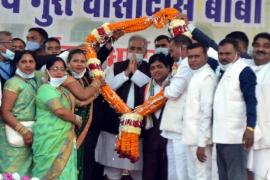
[
  {"left": 95, "top": 35, "right": 150, "bottom": 180},
  {"left": 182, "top": 43, "right": 217, "bottom": 180},
  {"left": 248, "top": 32, "right": 270, "bottom": 180},
  {"left": 160, "top": 35, "right": 193, "bottom": 180}
]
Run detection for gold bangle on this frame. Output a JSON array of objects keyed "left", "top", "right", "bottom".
[
  {"left": 15, "top": 123, "right": 23, "bottom": 132},
  {"left": 90, "top": 84, "right": 99, "bottom": 92},
  {"left": 18, "top": 126, "right": 29, "bottom": 135},
  {"left": 90, "top": 81, "right": 100, "bottom": 91},
  {"left": 246, "top": 127, "right": 254, "bottom": 132}
]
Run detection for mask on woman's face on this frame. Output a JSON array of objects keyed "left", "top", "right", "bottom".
[
  {"left": 47, "top": 70, "right": 67, "bottom": 87},
  {"left": 15, "top": 68, "right": 35, "bottom": 79},
  {"left": 26, "top": 41, "right": 40, "bottom": 51},
  {"left": 71, "top": 69, "right": 86, "bottom": 79}
]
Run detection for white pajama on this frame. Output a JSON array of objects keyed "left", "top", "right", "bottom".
[
  {"left": 96, "top": 61, "right": 149, "bottom": 180},
  {"left": 186, "top": 145, "right": 212, "bottom": 180},
  {"left": 247, "top": 62, "right": 270, "bottom": 180},
  {"left": 248, "top": 149, "right": 270, "bottom": 180},
  {"left": 166, "top": 138, "right": 188, "bottom": 180},
  {"left": 211, "top": 144, "right": 219, "bottom": 180},
  {"left": 104, "top": 166, "right": 142, "bottom": 180}
]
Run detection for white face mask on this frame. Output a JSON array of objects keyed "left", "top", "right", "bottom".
[
  {"left": 71, "top": 68, "right": 86, "bottom": 79},
  {"left": 219, "top": 54, "right": 238, "bottom": 71},
  {"left": 219, "top": 63, "right": 231, "bottom": 71},
  {"left": 128, "top": 53, "right": 144, "bottom": 64},
  {"left": 1, "top": 49, "right": 15, "bottom": 60},
  {"left": 191, "top": 69, "right": 201, "bottom": 74},
  {"left": 155, "top": 48, "right": 169, "bottom": 55},
  {"left": 15, "top": 68, "right": 35, "bottom": 79},
  {"left": 47, "top": 70, "right": 67, "bottom": 87},
  {"left": 26, "top": 41, "right": 40, "bottom": 52}
]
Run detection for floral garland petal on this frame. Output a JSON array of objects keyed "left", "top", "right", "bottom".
[
  {"left": 83, "top": 8, "right": 181, "bottom": 162},
  {"left": 134, "top": 90, "right": 167, "bottom": 117},
  {"left": 100, "top": 85, "right": 131, "bottom": 114}
]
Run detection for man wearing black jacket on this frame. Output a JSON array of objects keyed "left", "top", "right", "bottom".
[{"left": 96, "top": 35, "right": 150, "bottom": 180}]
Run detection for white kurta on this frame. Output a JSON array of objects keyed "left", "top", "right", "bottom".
[
  {"left": 161, "top": 57, "right": 192, "bottom": 180},
  {"left": 95, "top": 61, "right": 150, "bottom": 173},
  {"left": 183, "top": 64, "right": 217, "bottom": 147},
  {"left": 183, "top": 64, "right": 217, "bottom": 180},
  {"left": 161, "top": 57, "right": 193, "bottom": 138},
  {"left": 248, "top": 62, "right": 270, "bottom": 180}
]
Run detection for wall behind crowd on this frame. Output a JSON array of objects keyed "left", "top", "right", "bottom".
[{"left": 0, "top": 0, "right": 269, "bottom": 64}]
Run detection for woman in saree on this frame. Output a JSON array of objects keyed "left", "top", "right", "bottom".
[
  {"left": 66, "top": 49, "right": 97, "bottom": 180},
  {"left": 0, "top": 51, "right": 43, "bottom": 175},
  {"left": 32, "top": 57, "right": 88, "bottom": 179}
]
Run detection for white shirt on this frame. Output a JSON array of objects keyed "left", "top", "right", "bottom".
[
  {"left": 144, "top": 79, "right": 162, "bottom": 117},
  {"left": 105, "top": 61, "right": 150, "bottom": 108},
  {"left": 183, "top": 64, "right": 217, "bottom": 147},
  {"left": 161, "top": 57, "right": 192, "bottom": 139},
  {"left": 164, "top": 57, "right": 193, "bottom": 99},
  {"left": 250, "top": 61, "right": 270, "bottom": 149}
]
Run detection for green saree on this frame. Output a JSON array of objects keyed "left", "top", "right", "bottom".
[
  {"left": 0, "top": 73, "right": 42, "bottom": 175},
  {"left": 74, "top": 77, "right": 92, "bottom": 180},
  {"left": 32, "top": 84, "right": 77, "bottom": 180}
]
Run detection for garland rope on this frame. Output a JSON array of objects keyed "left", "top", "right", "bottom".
[{"left": 84, "top": 8, "right": 180, "bottom": 162}]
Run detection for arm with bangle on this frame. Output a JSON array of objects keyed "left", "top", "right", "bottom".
[
  {"left": 62, "top": 75, "right": 102, "bottom": 101},
  {"left": 48, "top": 98, "right": 83, "bottom": 128},
  {"left": 239, "top": 67, "right": 257, "bottom": 149},
  {"left": 1, "top": 90, "right": 32, "bottom": 146}
]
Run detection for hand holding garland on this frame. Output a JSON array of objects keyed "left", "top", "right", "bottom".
[{"left": 83, "top": 8, "right": 182, "bottom": 162}]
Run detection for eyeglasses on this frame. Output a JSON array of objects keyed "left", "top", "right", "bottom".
[{"left": 49, "top": 67, "right": 66, "bottom": 72}]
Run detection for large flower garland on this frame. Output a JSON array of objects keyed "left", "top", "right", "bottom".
[{"left": 84, "top": 8, "right": 181, "bottom": 162}]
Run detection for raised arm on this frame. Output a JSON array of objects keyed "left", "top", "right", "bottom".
[{"left": 62, "top": 75, "right": 101, "bottom": 100}]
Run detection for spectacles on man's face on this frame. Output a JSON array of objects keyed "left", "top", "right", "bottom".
[{"left": 49, "top": 67, "right": 66, "bottom": 72}]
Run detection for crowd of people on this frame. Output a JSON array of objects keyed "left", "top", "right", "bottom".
[{"left": 0, "top": 14, "right": 270, "bottom": 180}]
